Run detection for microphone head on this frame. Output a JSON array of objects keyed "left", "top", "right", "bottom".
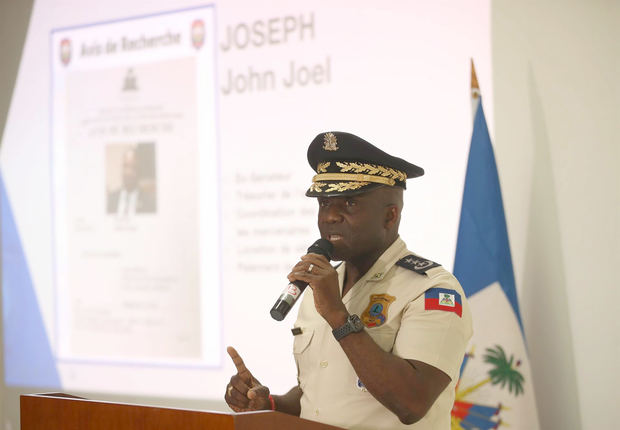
[{"left": 307, "top": 238, "right": 334, "bottom": 260}]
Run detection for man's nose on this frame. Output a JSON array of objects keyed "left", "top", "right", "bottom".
[{"left": 323, "top": 204, "right": 343, "bottom": 223}]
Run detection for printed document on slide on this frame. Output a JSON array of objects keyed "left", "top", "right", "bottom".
[{"left": 51, "top": 7, "right": 219, "bottom": 366}]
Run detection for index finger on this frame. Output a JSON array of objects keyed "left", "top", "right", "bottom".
[
  {"left": 300, "top": 253, "right": 331, "bottom": 268},
  {"left": 227, "top": 346, "right": 252, "bottom": 380}
]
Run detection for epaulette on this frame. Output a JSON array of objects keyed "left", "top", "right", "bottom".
[{"left": 395, "top": 254, "right": 440, "bottom": 275}]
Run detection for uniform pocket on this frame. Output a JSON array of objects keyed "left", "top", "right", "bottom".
[
  {"left": 292, "top": 327, "right": 315, "bottom": 389},
  {"left": 293, "top": 327, "right": 314, "bottom": 354}
]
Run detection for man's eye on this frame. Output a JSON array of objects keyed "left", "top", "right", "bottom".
[
  {"left": 318, "top": 200, "right": 328, "bottom": 207},
  {"left": 346, "top": 199, "right": 357, "bottom": 207}
]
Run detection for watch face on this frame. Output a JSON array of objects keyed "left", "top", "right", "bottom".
[{"left": 350, "top": 314, "right": 364, "bottom": 332}]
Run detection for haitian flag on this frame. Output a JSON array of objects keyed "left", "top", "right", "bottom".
[
  {"left": 450, "top": 62, "right": 540, "bottom": 429},
  {"left": 424, "top": 287, "right": 463, "bottom": 317}
]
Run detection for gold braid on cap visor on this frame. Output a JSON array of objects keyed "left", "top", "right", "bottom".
[
  {"left": 312, "top": 173, "right": 396, "bottom": 186},
  {"left": 312, "top": 161, "right": 407, "bottom": 187}
]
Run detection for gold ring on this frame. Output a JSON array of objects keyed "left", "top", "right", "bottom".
[
  {"left": 307, "top": 263, "right": 314, "bottom": 273},
  {"left": 227, "top": 385, "right": 233, "bottom": 397}
]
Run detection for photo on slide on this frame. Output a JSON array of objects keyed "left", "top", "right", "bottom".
[{"left": 106, "top": 143, "right": 157, "bottom": 216}]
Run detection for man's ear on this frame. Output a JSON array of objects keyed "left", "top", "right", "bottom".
[{"left": 384, "top": 205, "right": 399, "bottom": 229}]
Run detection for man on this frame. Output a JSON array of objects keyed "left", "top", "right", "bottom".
[
  {"left": 107, "top": 147, "right": 156, "bottom": 215},
  {"left": 225, "top": 132, "right": 473, "bottom": 429}
]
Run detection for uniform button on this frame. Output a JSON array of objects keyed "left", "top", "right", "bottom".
[{"left": 320, "top": 360, "right": 328, "bottom": 368}]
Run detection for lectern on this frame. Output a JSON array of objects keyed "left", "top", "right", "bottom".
[{"left": 21, "top": 393, "right": 344, "bottom": 430}]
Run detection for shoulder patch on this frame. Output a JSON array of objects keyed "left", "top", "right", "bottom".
[
  {"left": 424, "top": 287, "right": 462, "bottom": 317},
  {"left": 395, "top": 254, "right": 440, "bottom": 275}
]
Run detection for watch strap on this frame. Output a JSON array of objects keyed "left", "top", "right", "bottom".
[{"left": 332, "top": 314, "right": 364, "bottom": 341}]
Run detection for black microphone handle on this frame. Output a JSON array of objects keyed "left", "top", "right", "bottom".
[
  {"left": 270, "top": 280, "right": 308, "bottom": 321},
  {"left": 270, "top": 239, "right": 333, "bottom": 321}
]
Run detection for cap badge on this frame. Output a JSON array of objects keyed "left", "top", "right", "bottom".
[{"left": 323, "top": 132, "right": 339, "bottom": 151}]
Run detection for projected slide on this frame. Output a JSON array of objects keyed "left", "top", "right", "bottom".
[
  {"left": 50, "top": 7, "right": 219, "bottom": 366},
  {"left": 2, "top": 0, "right": 492, "bottom": 400}
]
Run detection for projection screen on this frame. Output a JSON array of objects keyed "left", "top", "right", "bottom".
[{"left": 1, "top": 0, "right": 492, "bottom": 401}]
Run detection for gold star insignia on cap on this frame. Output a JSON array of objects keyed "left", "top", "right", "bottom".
[{"left": 323, "top": 132, "right": 339, "bottom": 151}]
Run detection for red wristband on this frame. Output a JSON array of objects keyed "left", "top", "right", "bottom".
[{"left": 268, "top": 394, "right": 276, "bottom": 411}]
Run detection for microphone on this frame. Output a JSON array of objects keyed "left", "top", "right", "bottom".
[{"left": 270, "top": 238, "right": 334, "bottom": 321}]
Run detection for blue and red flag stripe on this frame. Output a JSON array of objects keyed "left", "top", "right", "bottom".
[{"left": 424, "top": 287, "right": 462, "bottom": 317}]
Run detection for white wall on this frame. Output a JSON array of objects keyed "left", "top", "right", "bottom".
[{"left": 492, "top": 0, "right": 619, "bottom": 428}]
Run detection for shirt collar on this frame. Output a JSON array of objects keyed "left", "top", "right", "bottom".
[
  {"left": 363, "top": 236, "right": 409, "bottom": 282},
  {"left": 335, "top": 236, "right": 410, "bottom": 300}
]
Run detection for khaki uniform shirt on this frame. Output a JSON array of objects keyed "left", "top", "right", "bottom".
[{"left": 293, "top": 237, "right": 473, "bottom": 429}]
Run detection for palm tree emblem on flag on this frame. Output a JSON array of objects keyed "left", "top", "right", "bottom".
[
  {"left": 484, "top": 345, "right": 524, "bottom": 395},
  {"left": 451, "top": 345, "right": 525, "bottom": 429}
]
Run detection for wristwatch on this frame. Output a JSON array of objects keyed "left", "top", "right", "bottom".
[{"left": 332, "top": 314, "right": 364, "bottom": 341}]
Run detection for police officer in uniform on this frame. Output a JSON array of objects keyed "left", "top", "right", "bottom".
[{"left": 225, "top": 132, "right": 473, "bottom": 429}]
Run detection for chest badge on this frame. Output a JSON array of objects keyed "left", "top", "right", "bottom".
[{"left": 361, "top": 294, "right": 396, "bottom": 327}]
